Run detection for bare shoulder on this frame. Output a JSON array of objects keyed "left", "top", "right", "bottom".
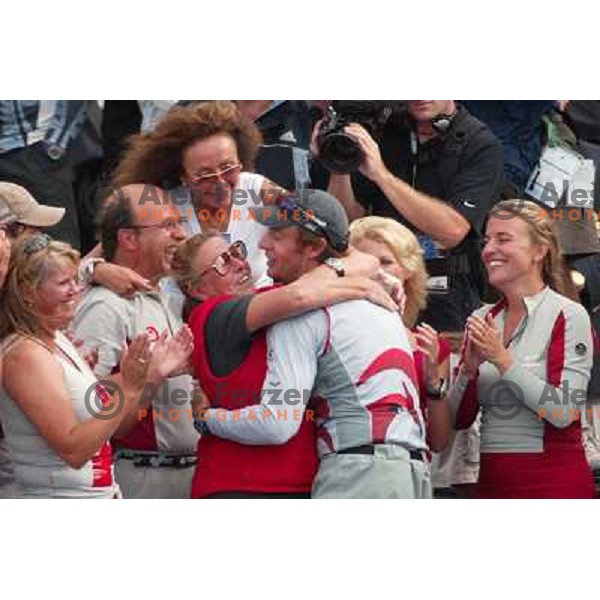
[{"left": 3, "top": 337, "right": 59, "bottom": 377}]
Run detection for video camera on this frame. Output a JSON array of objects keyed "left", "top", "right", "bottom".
[{"left": 317, "top": 101, "right": 400, "bottom": 174}]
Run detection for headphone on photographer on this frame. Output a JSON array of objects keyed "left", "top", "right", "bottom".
[
  {"left": 407, "top": 109, "right": 456, "bottom": 150},
  {"left": 431, "top": 113, "right": 455, "bottom": 134},
  {"left": 408, "top": 111, "right": 457, "bottom": 186}
]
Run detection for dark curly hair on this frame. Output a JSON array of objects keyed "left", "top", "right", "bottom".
[{"left": 113, "top": 101, "right": 263, "bottom": 190}]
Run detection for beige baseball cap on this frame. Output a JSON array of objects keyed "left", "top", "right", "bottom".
[{"left": 0, "top": 182, "right": 65, "bottom": 228}]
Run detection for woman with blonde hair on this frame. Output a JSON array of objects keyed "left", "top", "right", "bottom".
[
  {"left": 113, "top": 101, "right": 290, "bottom": 288},
  {"left": 0, "top": 235, "right": 186, "bottom": 498},
  {"left": 451, "top": 199, "right": 594, "bottom": 498},
  {"left": 349, "top": 216, "right": 452, "bottom": 452}
]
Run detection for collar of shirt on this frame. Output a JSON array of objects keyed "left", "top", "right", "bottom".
[{"left": 520, "top": 286, "right": 551, "bottom": 316}]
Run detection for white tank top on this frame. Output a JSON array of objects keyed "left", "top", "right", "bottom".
[{"left": 0, "top": 332, "right": 119, "bottom": 498}]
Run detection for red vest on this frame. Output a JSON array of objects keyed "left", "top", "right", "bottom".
[{"left": 189, "top": 292, "right": 318, "bottom": 498}]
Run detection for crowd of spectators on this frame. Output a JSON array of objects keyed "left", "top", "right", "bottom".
[{"left": 1, "top": 100, "right": 600, "bottom": 498}]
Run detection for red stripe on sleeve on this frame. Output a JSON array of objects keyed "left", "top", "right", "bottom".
[{"left": 547, "top": 311, "right": 566, "bottom": 387}]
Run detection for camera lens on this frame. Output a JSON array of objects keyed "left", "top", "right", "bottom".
[{"left": 319, "top": 132, "right": 364, "bottom": 174}]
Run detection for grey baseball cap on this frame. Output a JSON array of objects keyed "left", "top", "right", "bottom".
[{"left": 255, "top": 189, "right": 349, "bottom": 252}]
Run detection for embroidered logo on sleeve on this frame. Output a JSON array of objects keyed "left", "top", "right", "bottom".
[{"left": 575, "top": 343, "right": 588, "bottom": 356}]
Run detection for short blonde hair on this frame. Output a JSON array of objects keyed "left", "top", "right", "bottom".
[
  {"left": 0, "top": 236, "right": 80, "bottom": 340},
  {"left": 349, "top": 216, "right": 427, "bottom": 327}
]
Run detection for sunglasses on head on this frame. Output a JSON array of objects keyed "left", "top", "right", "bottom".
[
  {"left": 22, "top": 233, "right": 53, "bottom": 257},
  {"left": 278, "top": 196, "right": 348, "bottom": 253}
]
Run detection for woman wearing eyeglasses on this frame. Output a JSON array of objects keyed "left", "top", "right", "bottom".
[
  {"left": 114, "top": 101, "right": 290, "bottom": 290},
  {"left": 0, "top": 235, "right": 160, "bottom": 498},
  {"left": 171, "top": 232, "right": 395, "bottom": 498}
]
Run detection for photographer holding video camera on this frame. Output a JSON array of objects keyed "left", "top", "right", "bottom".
[{"left": 314, "top": 100, "right": 504, "bottom": 333}]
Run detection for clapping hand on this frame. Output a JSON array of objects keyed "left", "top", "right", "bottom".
[
  {"left": 147, "top": 326, "right": 195, "bottom": 383},
  {"left": 414, "top": 323, "right": 440, "bottom": 389},
  {"left": 120, "top": 333, "right": 152, "bottom": 393},
  {"left": 466, "top": 314, "right": 513, "bottom": 374}
]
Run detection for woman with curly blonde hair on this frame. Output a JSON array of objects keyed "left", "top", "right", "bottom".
[
  {"left": 349, "top": 216, "right": 452, "bottom": 451},
  {"left": 113, "top": 101, "right": 290, "bottom": 288}
]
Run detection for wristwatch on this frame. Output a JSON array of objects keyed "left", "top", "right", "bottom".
[
  {"left": 425, "top": 378, "right": 448, "bottom": 400},
  {"left": 193, "top": 411, "right": 211, "bottom": 435},
  {"left": 324, "top": 257, "right": 345, "bottom": 277},
  {"left": 81, "top": 257, "right": 105, "bottom": 286}
]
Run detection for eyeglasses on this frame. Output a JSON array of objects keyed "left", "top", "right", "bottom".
[
  {"left": 196, "top": 240, "right": 248, "bottom": 279},
  {"left": 127, "top": 217, "right": 188, "bottom": 232},
  {"left": 23, "top": 233, "right": 52, "bottom": 256},
  {"left": 189, "top": 163, "right": 242, "bottom": 187}
]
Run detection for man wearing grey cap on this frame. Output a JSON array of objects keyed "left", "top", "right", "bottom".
[{"left": 194, "top": 189, "right": 432, "bottom": 498}]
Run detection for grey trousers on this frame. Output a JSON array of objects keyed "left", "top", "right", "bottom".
[
  {"left": 312, "top": 445, "right": 432, "bottom": 499},
  {"left": 114, "top": 459, "right": 195, "bottom": 499}
]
